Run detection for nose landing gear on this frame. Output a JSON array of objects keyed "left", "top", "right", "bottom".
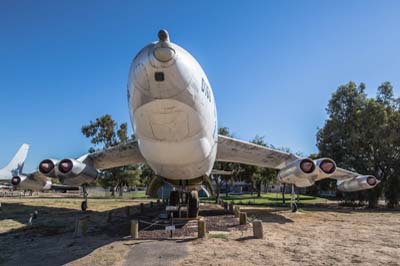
[{"left": 168, "top": 190, "right": 199, "bottom": 218}]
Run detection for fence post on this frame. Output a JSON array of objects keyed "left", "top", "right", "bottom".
[
  {"left": 239, "top": 212, "right": 247, "bottom": 225},
  {"left": 234, "top": 206, "right": 240, "bottom": 217},
  {"left": 252, "top": 220, "right": 264, "bottom": 239},
  {"left": 198, "top": 219, "right": 207, "bottom": 238},
  {"left": 131, "top": 220, "right": 139, "bottom": 239},
  {"left": 228, "top": 203, "right": 234, "bottom": 214}
]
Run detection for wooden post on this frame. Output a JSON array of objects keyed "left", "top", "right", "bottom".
[
  {"left": 252, "top": 220, "right": 264, "bottom": 239},
  {"left": 234, "top": 206, "right": 240, "bottom": 218},
  {"left": 140, "top": 203, "right": 144, "bottom": 214},
  {"left": 228, "top": 203, "right": 234, "bottom": 214},
  {"left": 239, "top": 212, "right": 247, "bottom": 225},
  {"left": 74, "top": 216, "right": 89, "bottom": 237},
  {"left": 131, "top": 220, "right": 139, "bottom": 239},
  {"left": 198, "top": 219, "right": 206, "bottom": 238}
]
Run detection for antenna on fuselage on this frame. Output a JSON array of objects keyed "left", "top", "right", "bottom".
[{"left": 158, "top": 29, "right": 170, "bottom": 42}]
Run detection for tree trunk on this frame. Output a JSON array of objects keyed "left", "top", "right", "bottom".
[
  {"left": 111, "top": 186, "right": 116, "bottom": 197},
  {"left": 215, "top": 178, "right": 221, "bottom": 204},
  {"left": 225, "top": 179, "right": 229, "bottom": 198},
  {"left": 257, "top": 181, "right": 261, "bottom": 198},
  {"left": 119, "top": 184, "right": 123, "bottom": 197}
]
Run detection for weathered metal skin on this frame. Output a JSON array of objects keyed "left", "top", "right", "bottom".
[
  {"left": 127, "top": 30, "right": 218, "bottom": 181},
  {"left": 337, "top": 175, "right": 378, "bottom": 192},
  {"left": 55, "top": 158, "right": 98, "bottom": 186},
  {"left": 12, "top": 173, "right": 52, "bottom": 191},
  {"left": 277, "top": 159, "right": 318, "bottom": 187}
]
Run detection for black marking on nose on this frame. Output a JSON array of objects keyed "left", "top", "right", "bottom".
[{"left": 155, "top": 72, "right": 164, "bottom": 82}]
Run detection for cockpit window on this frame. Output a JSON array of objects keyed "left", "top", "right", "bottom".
[{"left": 155, "top": 72, "right": 164, "bottom": 81}]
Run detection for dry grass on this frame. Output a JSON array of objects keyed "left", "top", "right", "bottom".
[{"left": 1, "top": 195, "right": 399, "bottom": 266}]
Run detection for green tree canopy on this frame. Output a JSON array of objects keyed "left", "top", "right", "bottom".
[{"left": 317, "top": 81, "right": 400, "bottom": 207}]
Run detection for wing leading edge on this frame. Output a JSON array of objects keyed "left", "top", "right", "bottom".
[{"left": 216, "top": 135, "right": 379, "bottom": 192}]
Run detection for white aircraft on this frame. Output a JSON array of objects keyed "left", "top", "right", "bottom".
[
  {"left": 0, "top": 144, "right": 76, "bottom": 192},
  {"left": 38, "top": 30, "right": 381, "bottom": 215}
]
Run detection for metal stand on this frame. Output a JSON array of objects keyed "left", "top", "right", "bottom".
[
  {"left": 81, "top": 185, "right": 88, "bottom": 211},
  {"left": 290, "top": 184, "right": 298, "bottom": 212}
]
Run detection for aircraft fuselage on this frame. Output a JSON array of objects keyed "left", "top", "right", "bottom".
[{"left": 128, "top": 36, "right": 218, "bottom": 180}]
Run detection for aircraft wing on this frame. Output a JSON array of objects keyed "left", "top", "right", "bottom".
[
  {"left": 216, "top": 135, "right": 299, "bottom": 170},
  {"left": 84, "top": 141, "right": 145, "bottom": 170},
  {"left": 216, "top": 135, "right": 379, "bottom": 191},
  {"left": 328, "top": 167, "right": 359, "bottom": 181}
]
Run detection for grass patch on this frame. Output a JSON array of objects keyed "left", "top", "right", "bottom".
[
  {"left": 201, "top": 192, "right": 329, "bottom": 206},
  {"left": 209, "top": 233, "right": 228, "bottom": 240},
  {"left": 89, "top": 190, "right": 148, "bottom": 199}
]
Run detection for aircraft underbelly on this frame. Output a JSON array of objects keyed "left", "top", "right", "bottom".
[{"left": 134, "top": 99, "right": 215, "bottom": 180}]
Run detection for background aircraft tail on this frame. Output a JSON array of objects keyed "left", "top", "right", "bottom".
[{"left": 3, "top": 144, "right": 30, "bottom": 175}]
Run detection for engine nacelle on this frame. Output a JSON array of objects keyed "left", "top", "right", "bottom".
[
  {"left": 55, "top": 158, "right": 98, "bottom": 186},
  {"left": 12, "top": 175, "right": 52, "bottom": 191},
  {"left": 278, "top": 158, "right": 317, "bottom": 187},
  {"left": 38, "top": 159, "right": 60, "bottom": 177},
  {"left": 314, "top": 158, "right": 337, "bottom": 181},
  {"left": 337, "top": 175, "right": 379, "bottom": 192}
]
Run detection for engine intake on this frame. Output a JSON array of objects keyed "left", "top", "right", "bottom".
[
  {"left": 39, "top": 159, "right": 59, "bottom": 178},
  {"left": 11, "top": 176, "right": 21, "bottom": 186},
  {"left": 314, "top": 158, "right": 337, "bottom": 181}
]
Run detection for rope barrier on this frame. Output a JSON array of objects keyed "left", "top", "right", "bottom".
[{"left": 138, "top": 219, "right": 189, "bottom": 230}]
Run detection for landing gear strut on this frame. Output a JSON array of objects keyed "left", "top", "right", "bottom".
[
  {"left": 290, "top": 184, "right": 298, "bottom": 213},
  {"left": 81, "top": 184, "right": 88, "bottom": 211},
  {"left": 168, "top": 190, "right": 199, "bottom": 218},
  {"left": 187, "top": 191, "right": 199, "bottom": 218}
]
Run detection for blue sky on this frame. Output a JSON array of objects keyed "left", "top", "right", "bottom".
[{"left": 1, "top": 0, "right": 399, "bottom": 172}]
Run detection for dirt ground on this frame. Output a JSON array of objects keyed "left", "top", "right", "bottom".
[{"left": 0, "top": 195, "right": 399, "bottom": 266}]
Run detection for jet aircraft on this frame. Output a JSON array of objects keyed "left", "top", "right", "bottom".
[{"left": 38, "top": 30, "right": 381, "bottom": 215}]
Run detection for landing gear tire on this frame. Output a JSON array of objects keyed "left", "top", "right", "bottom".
[
  {"left": 169, "top": 190, "right": 180, "bottom": 206},
  {"left": 81, "top": 201, "right": 88, "bottom": 211},
  {"left": 188, "top": 191, "right": 199, "bottom": 218}
]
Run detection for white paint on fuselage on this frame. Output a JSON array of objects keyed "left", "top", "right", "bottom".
[{"left": 127, "top": 40, "right": 218, "bottom": 180}]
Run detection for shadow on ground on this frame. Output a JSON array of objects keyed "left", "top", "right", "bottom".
[{"left": 0, "top": 201, "right": 163, "bottom": 266}]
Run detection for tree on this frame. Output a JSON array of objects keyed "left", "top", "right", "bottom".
[
  {"left": 82, "top": 114, "right": 141, "bottom": 197},
  {"left": 317, "top": 81, "right": 400, "bottom": 208},
  {"left": 234, "top": 136, "right": 278, "bottom": 198}
]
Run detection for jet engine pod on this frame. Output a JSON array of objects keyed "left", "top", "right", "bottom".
[
  {"left": 56, "top": 158, "right": 98, "bottom": 186},
  {"left": 39, "top": 159, "right": 59, "bottom": 177},
  {"left": 11, "top": 176, "right": 21, "bottom": 186},
  {"left": 278, "top": 158, "right": 317, "bottom": 187},
  {"left": 314, "top": 158, "right": 337, "bottom": 181},
  {"left": 337, "top": 175, "right": 379, "bottom": 192}
]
